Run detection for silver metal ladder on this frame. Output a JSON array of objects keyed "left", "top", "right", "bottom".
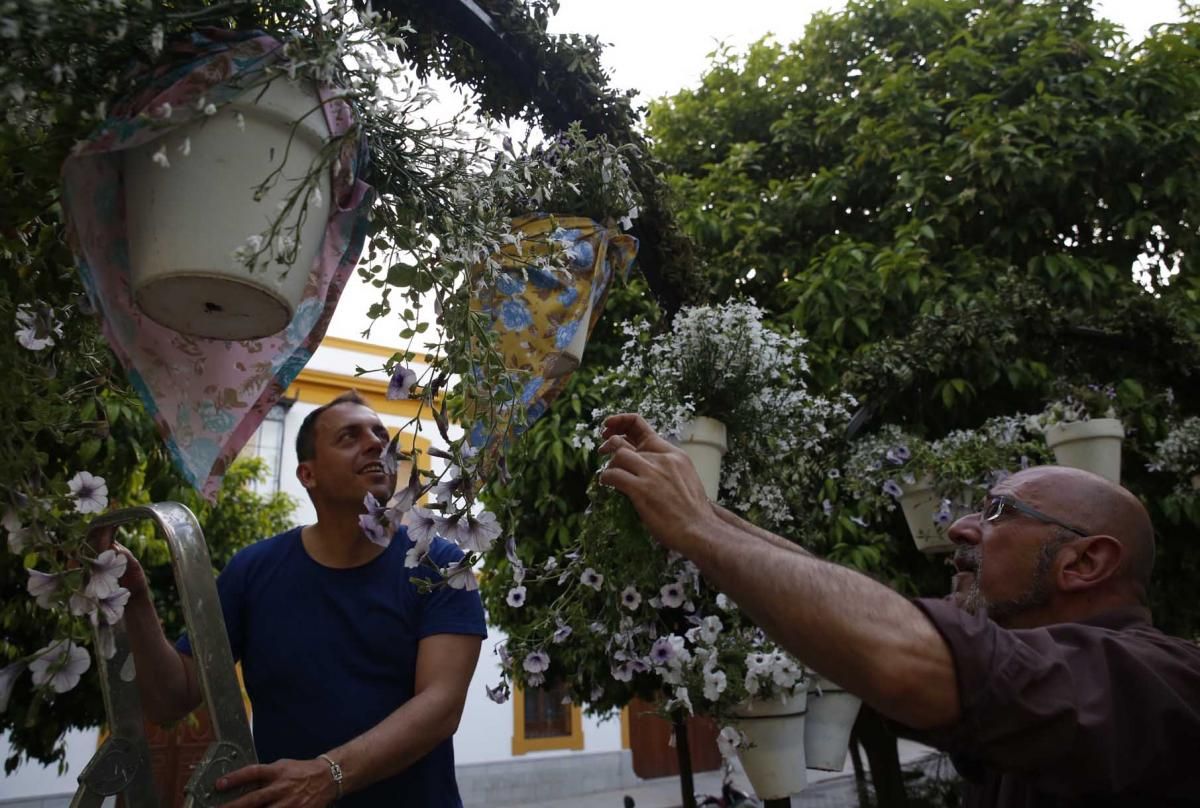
[{"left": 70, "top": 503, "right": 257, "bottom": 808}]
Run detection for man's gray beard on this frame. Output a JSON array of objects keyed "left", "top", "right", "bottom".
[{"left": 960, "top": 537, "right": 1065, "bottom": 624}]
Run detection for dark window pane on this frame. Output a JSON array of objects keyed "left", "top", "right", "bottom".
[{"left": 523, "top": 682, "right": 572, "bottom": 739}]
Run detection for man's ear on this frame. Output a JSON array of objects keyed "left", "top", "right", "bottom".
[
  {"left": 1057, "top": 535, "right": 1123, "bottom": 592},
  {"left": 296, "top": 461, "right": 316, "bottom": 491}
]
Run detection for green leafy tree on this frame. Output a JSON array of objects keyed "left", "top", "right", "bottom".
[
  {"left": 645, "top": 0, "right": 1200, "bottom": 631},
  {"left": 644, "top": 0, "right": 1200, "bottom": 801}
]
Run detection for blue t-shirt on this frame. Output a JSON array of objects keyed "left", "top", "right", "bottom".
[{"left": 178, "top": 526, "right": 487, "bottom": 807}]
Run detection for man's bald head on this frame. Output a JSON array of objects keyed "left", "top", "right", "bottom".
[{"left": 1006, "top": 466, "right": 1155, "bottom": 600}]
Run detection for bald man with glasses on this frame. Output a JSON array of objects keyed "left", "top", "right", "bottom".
[{"left": 598, "top": 414, "right": 1200, "bottom": 808}]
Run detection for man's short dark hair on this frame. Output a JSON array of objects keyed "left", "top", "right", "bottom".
[{"left": 296, "top": 390, "right": 368, "bottom": 462}]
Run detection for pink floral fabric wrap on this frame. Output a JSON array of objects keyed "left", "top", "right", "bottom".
[{"left": 62, "top": 30, "right": 373, "bottom": 499}]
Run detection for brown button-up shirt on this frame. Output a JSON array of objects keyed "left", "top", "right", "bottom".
[{"left": 909, "top": 598, "right": 1200, "bottom": 806}]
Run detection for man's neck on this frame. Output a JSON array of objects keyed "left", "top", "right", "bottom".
[
  {"left": 1004, "top": 591, "right": 1150, "bottom": 630},
  {"left": 302, "top": 507, "right": 387, "bottom": 569}
]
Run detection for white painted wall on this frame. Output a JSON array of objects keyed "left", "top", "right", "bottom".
[{"left": 0, "top": 728, "right": 98, "bottom": 800}]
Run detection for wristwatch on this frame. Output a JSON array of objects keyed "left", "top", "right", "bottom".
[{"left": 319, "top": 754, "right": 344, "bottom": 801}]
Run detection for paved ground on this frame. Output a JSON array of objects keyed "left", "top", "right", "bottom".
[{"left": 503, "top": 740, "right": 944, "bottom": 808}]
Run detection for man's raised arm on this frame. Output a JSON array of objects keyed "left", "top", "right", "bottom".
[{"left": 598, "top": 413, "right": 960, "bottom": 730}]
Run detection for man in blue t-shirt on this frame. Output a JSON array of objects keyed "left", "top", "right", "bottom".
[{"left": 114, "top": 391, "right": 487, "bottom": 807}]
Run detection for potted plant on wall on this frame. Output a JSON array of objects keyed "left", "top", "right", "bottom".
[
  {"left": 1030, "top": 383, "right": 1125, "bottom": 483},
  {"left": 474, "top": 124, "right": 642, "bottom": 378},
  {"left": 839, "top": 416, "right": 1053, "bottom": 554}
]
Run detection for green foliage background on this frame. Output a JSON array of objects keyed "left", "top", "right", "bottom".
[{"left": 482, "top": 0, "right": 1200, "bottom": 718}]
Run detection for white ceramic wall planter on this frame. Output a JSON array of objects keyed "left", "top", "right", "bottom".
[
  {"left": 1043, "top": 418, "right": 1125, "bottom": 483},
  {"left": 804, "top": 676, "right": 862, "bottom": 772},
  {"left": 896, "top": 477, "right": 956, "bottom": 554},
  {"left": 733, "top": 691, "right": 809, "bottom": 799},
  {"left": 677, "top": 416, "right": 728, "bottom": 500},
  {"left": 125, "top": 78, "right": 332, "bottom": 340}
]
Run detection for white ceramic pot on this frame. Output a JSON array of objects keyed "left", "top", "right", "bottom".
[
  {"left": 733, "top": 691, "right": 808, "bottom": 799},
  {"left": 804, "top": 677, "right": 862, "bottom": 772},
  {"left": 124, "top": 78, "right": 333, "bottom": 340},
  {"left": 677, "top": 417, "right": 728, "bottom": 500},
  {"left": 897, "top": 477, "right": 956, "bottom": 554},
  {"left": 1043, "top": 418, "right": 1124, "bottom": 484}
]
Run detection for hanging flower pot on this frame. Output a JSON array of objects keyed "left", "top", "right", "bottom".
[
  {"left": 1043, "top": 418, "right": 1125, "bottom": 483},
  {"left": 896, "top": 477, "right": 956, "bottom": 554},
  {"left": 677, "top": 417, "right": 728, "bottom": 500},
  {"left": 733, "top": 692, "right": 808, "bottom": 799},
  {"left": 804, "top": 676, "right": 862, "bottom": 772},
  {"left": 123, "top": 77, "right": 334, "bottom": 340}
]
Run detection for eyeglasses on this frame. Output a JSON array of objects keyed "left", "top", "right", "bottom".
[{"left": 980, "top": 494, "right": 1089, "bottom": 537}]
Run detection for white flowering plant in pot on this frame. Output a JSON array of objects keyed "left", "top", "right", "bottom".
[
  {"left": 483, "top": 300, "right": 852, "bottom": 765},
  {"left": 829, "top": 416, "right": 1053, "bottom": 549},
  {"left": 1026, "top": 383, "right": 1121, "bottom": 430},
  {"left": 574, "top": 300, "right": 856, "bottom": 533}
]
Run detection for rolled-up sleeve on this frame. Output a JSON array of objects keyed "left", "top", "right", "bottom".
[{"left": 906, "top": 598, "right": 1200, "bottom": 799}]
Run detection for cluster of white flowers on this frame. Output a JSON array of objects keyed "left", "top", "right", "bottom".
[
  {"left": 743, "top": 649, "right": 805, "bottom": 697},
  {"left": 581, "top": 301, "right": 853, "bottom": 530},
  {"left": 1148, "top": 417, "right": 1200, "bottom": 483}
]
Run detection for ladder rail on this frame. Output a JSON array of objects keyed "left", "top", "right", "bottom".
[{"left": 71, "top": 503, "right": 257, "bottom": 808}]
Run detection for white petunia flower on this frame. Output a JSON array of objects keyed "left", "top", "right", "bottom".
[
  {"left": 659, "top": 581, "right": 685, "bottom": 609},
  {"left": 69, "top": 592, "right": 97, "bottom": 619},
  {"left": 454, "top": 511, "right": 502, "bottom": 553},
  {"left": 98, "top": 587, "right": 131, "bottom": 625},
  {"left": 85, "top": 549, "right": 126, "bottom": 599},
  {"left": 442, "top": 560, "right": 478, "bottom": 591},
  {"left": 522, "top": 650, "right": 549, "bottom": 674},
  {"left": 505, "top": 586, "right": 526, "bottom": 608},
  {"left": 26, "top": 570, "right": 58, "bottom": 608},
  {"left": 29, "top": 640, "right": 91, "bottom": 694},
  {"left": 68, "top": 471, "right": 108, "bottom": 514},
  {"left": 406, "top": 506, "right": 443, "bottom": 546},
  {"left": 619, "top": 585, "right": 642, "bottom": 611},
  {"left": 580, "top": 567, "right": 603, "bottom": 591},
  {"left": 703, "top": 669, "right": 727, "bottom": 702}
]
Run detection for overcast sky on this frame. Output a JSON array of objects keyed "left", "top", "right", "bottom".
[
  {"left": 545, "top": 0, "right": 1187, "bottom": 108},
  {"left": 327, "top": 0, "right": 1188, "bottom": 342}
]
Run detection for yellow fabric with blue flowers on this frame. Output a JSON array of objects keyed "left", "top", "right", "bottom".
[{"left": 467, "top": 214, "right": 638, "bottom": 470}]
